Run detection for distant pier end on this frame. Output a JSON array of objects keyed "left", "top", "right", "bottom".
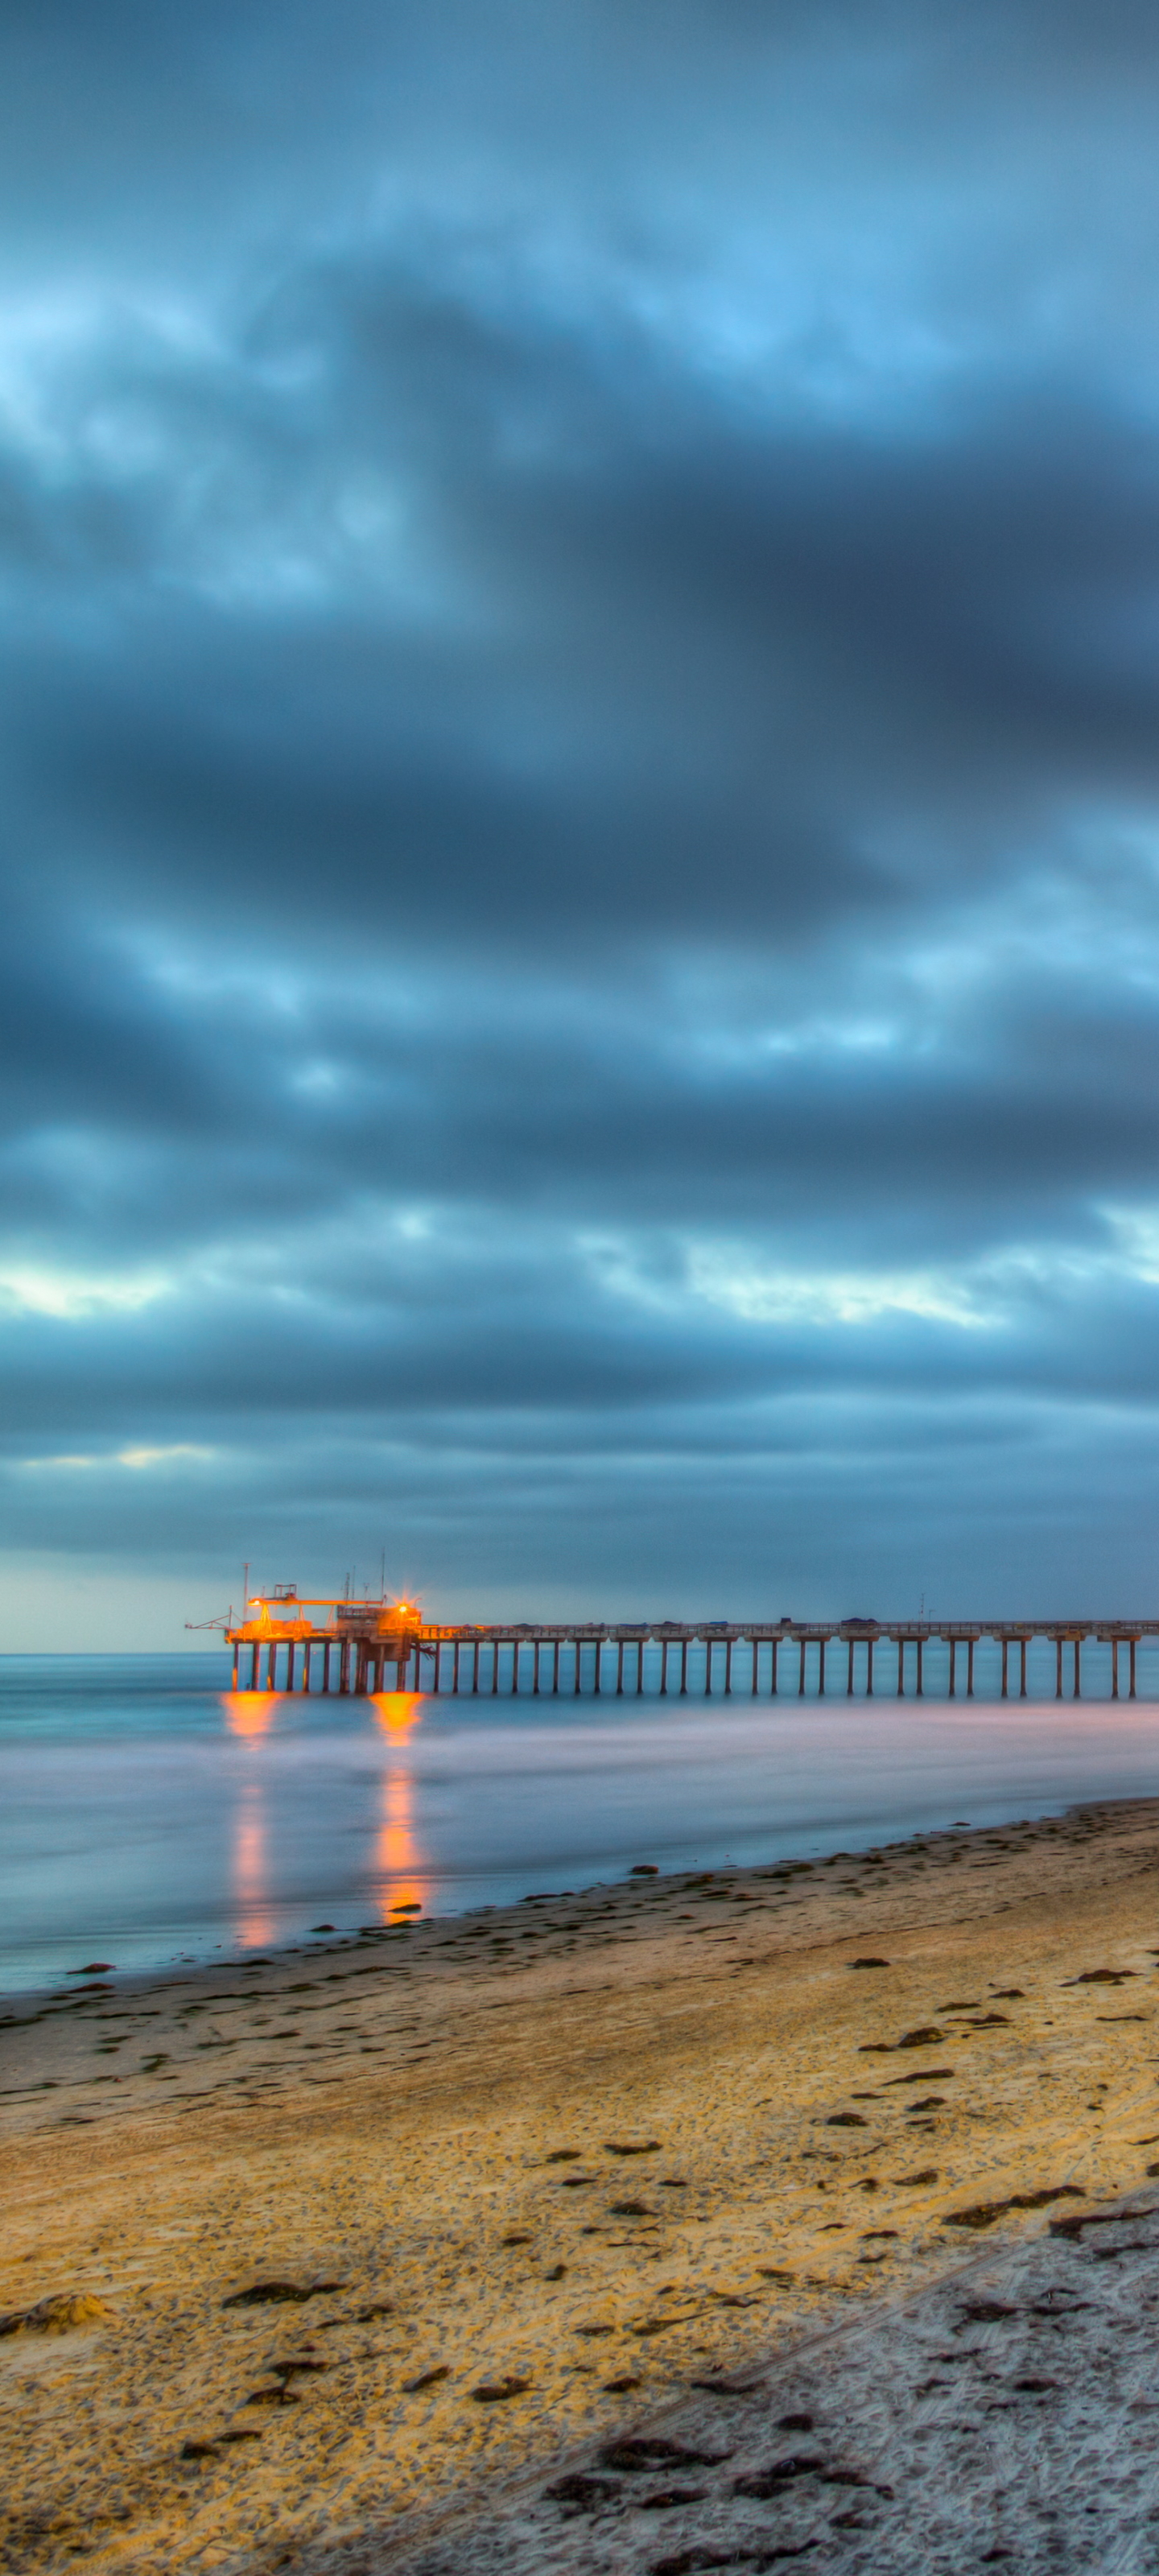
[{"left": 221, "top": 1590, "right": 1159, "bottom": 1701}]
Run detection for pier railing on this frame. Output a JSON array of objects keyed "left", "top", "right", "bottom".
[{"left": 222, "top": 1601, "right": 1159, "bottom": 1700}]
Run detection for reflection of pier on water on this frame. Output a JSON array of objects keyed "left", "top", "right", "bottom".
[
  {"left": 222, "top": 1682, "right": 430, "bottom": 1940},
  {"left": 371, "top": 1694, "right": 427, "bottom": 1918},
  {"left": 224, "top": 1691, "right": 278, "bottom": 1946},
  {"left": 232, "top": 1779, "right": 272, "bottom": 1950},
  {"left": 225, "top": 1590, "right": 1159, "bottom": 1703}
]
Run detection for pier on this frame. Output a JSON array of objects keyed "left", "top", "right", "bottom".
[{"left": 220, "top": 1593, "right": 1159, "bottom": 1699}]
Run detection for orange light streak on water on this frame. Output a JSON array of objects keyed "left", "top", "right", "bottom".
[
  {"left": 221, "top": 1691, "right": 281, "bottom": 1740},
  {"left": 222, "top": 1695, "right": 279, "bottom": 1941},
  {"left": 370, "top": 1693, "right": 430, "bottom": 1918},
  {"left": 232, "top": 1781, "right": 274, "bottom": 1948}
]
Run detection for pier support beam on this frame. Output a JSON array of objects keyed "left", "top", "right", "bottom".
[
  {"left": 798, "top": 1635, "right": 806, "bottom": 1697},
  {"left": 616, "top": 1640, "right": 625, "bottom": 1695},
  {"left": 750, "top": 1640, "right": 759, "bottom": 1695},
  {"left": 1074, "top": 1638, "right": 1082, "bottom": 1698},
  {"left": 232, "top": 1642, "right": 240, "bottom": 1690},
  {"left": 818, "top": 1637, "right": 827, "bottom": 1696},
  {"left": 948, "top": 1637, "right": 956, "bottom": 1698},
  {"left": 1020, "top": 1637, "right": 1028, "bottom": 1698},
  {"left": 680, "top": 1639, "right": 688, "bottom": 1695},
  {"left": 724, "top": 1637, "right": 733, "bottom": 1695},
  {"left": 660, "top": 1640, "right": 668, "bottom": 1695},
  {"left": 897, "top": 1637, "right": 905, "bottom": 1696},
  {"left": 553, "top": 1640, "right": 560, "bottom": 1695},
  {"left": 1112, "top": 1639, "right": 1119, "bottom": 1699},
  {"left": 1131, "top": 1637, "right": 1137, "bottom": 1698},
  {"left": 637, "top": 1641, "right": 645, "bottom": 1695},
  {"left": 705, "top": 1641, "right": 713, "bottom": 1696},
  {"left": 453, "top": 1641, "right": 460, "bottom": 1694},
  {"left": 967, "top": 1637, "right": 975, "bottom": 1698},
  {"left": 1055, "top": 1636, "right": 1063, "bottom": 1699},
  {"left": 917, "top": 1637, "right": 924, "bottom": 1697},
  {"left": 847, "top": 1636, "right": 854, "bottom": 1696},
  {"left": 1001, "top": 1637, "right": 1008, "bottom": 1699},
  {"left": 866, "top": 1637, "right": 874, "bottom": 1696}
]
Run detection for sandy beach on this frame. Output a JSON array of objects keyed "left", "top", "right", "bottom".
[{"left": 5, "top": 1800, "right": 1159, "bottom": 2575}]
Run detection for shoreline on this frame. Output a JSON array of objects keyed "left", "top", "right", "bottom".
[
  {"left": 0, "top": 1799, "right": 1074, "bottom": 2013},
  {"left": 4, "top": 1798, "right": 1159, "bottom": 2572}
]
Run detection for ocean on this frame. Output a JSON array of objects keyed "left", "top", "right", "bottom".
[{"left": 3, "top": 1648, "right": 1159, "bottom": 1991}]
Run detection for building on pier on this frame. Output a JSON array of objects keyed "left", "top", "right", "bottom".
[{"left": 217, "top": 1592, "right": 1159, "bottom": 1701}]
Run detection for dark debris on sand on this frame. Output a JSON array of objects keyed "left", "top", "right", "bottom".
[{"left": 373, "top": 2189, "right": 1159, "bottom": 2576}]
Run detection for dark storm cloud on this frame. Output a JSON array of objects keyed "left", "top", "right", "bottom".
[
  {"left": 13, "top": 311, "right": 1159, "bottom": 934},
  {"left": 3, "top": 0, "right": 1159, "bottom": 1624}
]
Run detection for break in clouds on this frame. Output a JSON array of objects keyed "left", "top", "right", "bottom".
[{"left": 3, "top": 0, "right": 1159, "bottom": 1633}]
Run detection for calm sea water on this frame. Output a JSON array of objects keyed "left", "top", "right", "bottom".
[{"left": 4, "top": 1649, "right": 1159, "bottom": 1992}]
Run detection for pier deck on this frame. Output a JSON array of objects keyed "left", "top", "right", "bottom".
[{"left": 220, "top": 1593, "right": 1159, "bottom": 1700}]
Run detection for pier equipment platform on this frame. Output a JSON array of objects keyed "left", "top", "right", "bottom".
[{"left": 220, "top": 1592, "right": 1159, "bottom": 1700}]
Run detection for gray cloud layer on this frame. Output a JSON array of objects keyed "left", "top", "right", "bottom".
[{"left": 3, "top": 0, "right": 1159, "bottom": 1629}]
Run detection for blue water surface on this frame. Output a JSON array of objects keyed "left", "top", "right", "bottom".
[{"left": 3, "top": 1649, "right": 1159, "bottom": 1992}]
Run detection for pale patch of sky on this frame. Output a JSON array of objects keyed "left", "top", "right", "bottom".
[
  {"left": 1101, "top": 1208, "right": 1159, "bottom": 1282},
  {"left": 688, "top": 1013, "right": 904, "bottom": 1070},
  {"left": 586, "top": 1223, "right": 1159, "bottom": 1336},
  {"left": 683, "top": 1247, "right": 995, "bottom": 1333},
  {"left": 120, "top": 927, "right": 447, "bottom": 1029},
  {"left": 0, "top": 283, "right": 456, "bottom": 625},
  {"left": 0, "top": 1266, "right": 171, "bottom": 1320},
  {"left": 17, "top": 1444, "right": 214, "bottom": 1472}
]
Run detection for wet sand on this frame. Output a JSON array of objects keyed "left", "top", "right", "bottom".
[{"left": 3, "top": 1800, "right": 1159, "bottom": 2574}]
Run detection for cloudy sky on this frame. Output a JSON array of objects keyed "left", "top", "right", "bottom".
[{"left": 3, "top": 0, "right": 1159, "bottom": 1645}]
